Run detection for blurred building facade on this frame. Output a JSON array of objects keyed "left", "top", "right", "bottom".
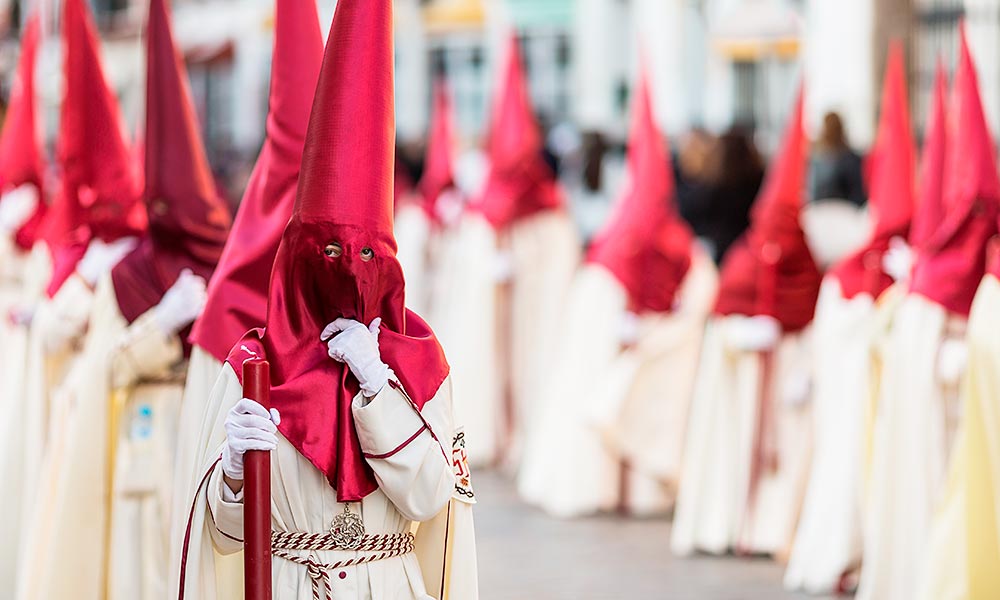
[{"left": 0, "top": 0, "right": 997, "bottom": 189}]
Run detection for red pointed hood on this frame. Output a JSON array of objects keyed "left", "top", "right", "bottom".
[
  {"left": 44, "top": 0, "right": 147, "bottom": 297},
  {"left": 0, "top": 15, "right": 46, "bottom": 251},
  {"left": 832, "top": 42, "right": 915, "bottom": 299},
  {"left": 587, "top": 64, "right": 693, "bottom": 313},
  {"left": 189, "top": 0, "right": 323, "bottom": 362},
  {"left": 714, "top": 85, "right": 822, "bottom": 331},
  {"left": 909, "top": 60, "right": 948, "bottom": 251},
  {"left": 910, "top": 27, "right": 999, "bottom": 315},
  {"left": 473, "top": 33, "right": 563, "bottom": 229},
  {"left": 417, "top": 79, "right": 457, "bottom": 222},
  {"left": 111, "top": 0, "right": 231, "bottom": 327},
  {"left": 227, "top": 0, "right": 449, "bottom": 502}
]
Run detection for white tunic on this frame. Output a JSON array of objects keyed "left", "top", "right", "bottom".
[
  {"left": 857, "top": 293, "right": 964, "bottom": 600},
  {"left": 177, "top": 366, "right": 457, "bottom": 600},
  {"left": 784, "top": 278, "right": 895, "bottom": 593},
  {"left": 671, "top": 316, "right": 814, "bottom": 557}
]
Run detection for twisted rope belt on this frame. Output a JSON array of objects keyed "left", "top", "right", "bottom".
[{"left": 270, "top": 530, "right": 415, "bottom": 600}]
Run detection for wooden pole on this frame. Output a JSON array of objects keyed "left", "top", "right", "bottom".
[{"left": 243, "top": 359, "right": 272, "bottom": 600}]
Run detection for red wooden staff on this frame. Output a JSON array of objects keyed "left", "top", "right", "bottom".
[{"left": 243, "top": 358, "right": 272, "bottom": 600}]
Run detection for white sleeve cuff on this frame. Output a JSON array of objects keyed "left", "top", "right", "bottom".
[{"left": 352, "top": 381, "right": 427, "bottom": 459}]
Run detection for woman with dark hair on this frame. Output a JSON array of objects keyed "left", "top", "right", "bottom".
[
  {"left": 809, "top": 111, "right": 866, "bottom": 206},
  {"left": 679, "top": 128, "right": 765, "bottom": 264}
]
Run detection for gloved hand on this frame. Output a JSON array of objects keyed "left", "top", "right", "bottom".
[
  {"left": 492, "top": 251, "right": 514, "bottom": 283},
  {"left": 434, "top": 189, "right": 465, "bottom": 228},
  {"left": 221, "top": 398, "right": 281, "bottom": 481},
  {"left": 0, "top": 184, "right": 39, "bottom": 233},
  {"left": 937, "top": 338, "right": 968, "bottom": 386},
  {"left": 724, "top": 315, "right": 782, "bottom": 352},
  {"left": 322, "top": 318, "right": 394, "bottom": 397},
  {"left": 77, "top": 237, "right": 138, "bottom": 286},
  {"left": 882, "top": 236, "right": 913, "bottom": 282},
  {"left": 619, "top": 311, "right": 640, "bottom": 347},
  {"left": 152, "top": 269, "right": 207, "bottom": 336}
]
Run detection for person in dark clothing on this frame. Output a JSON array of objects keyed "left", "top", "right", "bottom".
[
  {"left": 679, "top": 127, "right": 765, "bottom": 264},
  {"left": 809, "top": 111, "right": 867, "bottom": 206}
]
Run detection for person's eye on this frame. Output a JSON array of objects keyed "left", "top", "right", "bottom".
[
  {"left": 324, "top": 243, "right": 343, "bottom": 258},
  {"left": 360, "top": 247, "right": 375, "bottom": 262}
]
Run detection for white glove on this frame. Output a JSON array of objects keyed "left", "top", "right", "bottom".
[
  {"left": 937, "top": 339, "right": 968, "bottom": 386},
  {"left": 492, "top": 251, "right": 514, "bottom": 283},
  {"left": 0, "top": 184, "right": 39, "bottom": 233},
  {"left": 434, "top": 189, "right": 465, "bottom": 227},
  {"left": 322, "top": 318, "right": 394, "bottom": 397},
  {"left": 619, "top": 311, "right": 640, "bottom": 346},
  {"left": 724, "top": 315, "right": 782, "bottom": 352},
  {"left": 152, "top": 268, "right": 207, "bottom": 335},
  {"left": 221, "top": 398, "right": 281, "bottom": 481},
  {"left": 882, "top": 236, "right": 913, "bottom": 282},
  {"left": 77, "top": 237, "right": 138, "bottom": 286}
]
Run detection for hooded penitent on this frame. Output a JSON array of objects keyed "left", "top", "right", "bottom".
[
  {"left": 587, "top": 64, "right": 693, "bottom": 313},
  {"left": 909, "top": 27, "right": 1000, "bottom": 315},
  {"left": 188, "top": 0, "right": 323, "bottom": 363},
  {"left": 226, "top": 0, "right": 450, "bottom": 502},
  {"left": 713, "top": 86, "right": 822, "bottom": 331},
  {"left": 831, "top": 42, "right": 914, "bottom": 299},
  {"left": 44, "top": 0, "right": 147, "bottom": 297},
  {"left": 474, "top": 34, "right": 563, "bottom": 230},
  {"left": 0, "top": 14, "right": 46, "bottom": 252},
  {"left": 111, "top": 0, "right": 231, "bottom": 326},
  {"left": 416, "top": 79, "right": 456, "bottom": 223}
]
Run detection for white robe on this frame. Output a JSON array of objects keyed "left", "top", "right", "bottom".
[
  {"left": 784, "top": 278, "right": 882, "bottom": 592},
  {"left": 857, "top": 293, "right": 963, "bottom": 600},
  {"left": 671, "top": 316, "right": 814, "bottom": 557},
  {"left": 15, "top": 274, "right": 183, "bottom": 600},
  {"left": 426, "top": 214, "right": 501, "bottom": 467},
  {"left": 506, "top": 211, "right": 580, "bottom": 469},
  {"left": 168, "top": 347, "right": 244, "bottom": 600},
  {"left": 519, "top": 245, "right": 717, "bottom": 517},
  {"left": 176, "top": 366, "right": 458, "bottom": 600},
  {"left": 0, "top": 241, "right": 50, "bottom": 598},
  {"left": 919, "top": 275, "right": 1000, "bottom": 600},
  {"left": 395, "top": 204, "right": 434, "bottom": 318}
]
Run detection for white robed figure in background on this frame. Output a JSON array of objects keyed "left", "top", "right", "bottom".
[
  {"left": 858, "top": 29, "right": 1000, "bottom": 600},
  {"left": 785, "top": 43, "right": 917, "bottom": 594},
  {"left": 433, "top": 34, "right": 579, "bottom": 468},
  {"left": 519, "top": 64, "right": 716, "bottom": 518},
  {"left": 672, "top": 86, "right": 822, "bottom": 558}
]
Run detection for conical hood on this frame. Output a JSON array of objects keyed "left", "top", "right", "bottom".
[
  {"left": 229, "top": 0, "right": 449, "bottom": 503},
  {"left": 293, "top": 0, "right": 394, "bottom": 238},
  {"left": 0, "top": 15, "right": 43, "bottom": 197},
  {"left": 588, "top": 63, "right": 693, "bottom": 313},
  {"left": 909, "top": 26, "right": 1000, "bottom": 315},
  {"left": 417, "top": 79, "right": 456, "bottom": 220},
  {"left": 47, "top": 0, "right": 145, "bottom": 249},
  {"left": 189, "top": 0, "right": 324, "bottom": 362},
  {"left": 714, "top": 84, "right": 822, "bottom": 331},
  {"left": 832, "top": 41, "right": 915, "bottom": 299},
  {"left": 143, "top": 0, "right": 230, "bottom": 253},
  {"left": 0, "top": 14, "right": 46, "bottom": 251},
  {"left": 750, "top": 84, "right": 807, "bottom": 239},
  {"left": 909, "top": 60, "right": 948, "bottom": 251},
  {"left": 111, "top": 0, "right": 231, "bottom": 327},
  {"left": 474, "top": 33, "right": 563, "bottom": 229}
]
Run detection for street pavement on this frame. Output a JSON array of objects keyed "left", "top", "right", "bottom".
[{"left": 474, "top": 471, "right": 841, "bottom": 600}]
